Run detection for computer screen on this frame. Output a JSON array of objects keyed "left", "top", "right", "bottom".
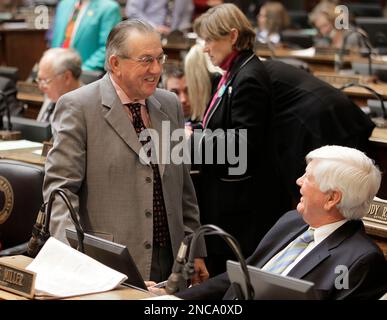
[
  {"left": 227, "top": 260, "right": 316, "bottom": 300},
  {"left": 2, "top": 116, "right": 52, "bottom": 143},
  {"left": 65, "top": 228, "right": 147, "bottom": 290},
  {"left": 356, "top": 17, "right": 387, "bottom": 50}
]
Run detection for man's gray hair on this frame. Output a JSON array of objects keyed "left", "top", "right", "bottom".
[
  {"left": 104, "top": 19, "right": 159, "bottom": 72},
  {"left": 306, "top": 145, "right": 381, "bottom": 220},
  {"left": 40, "top": 48, "right": 82, "bottom": 79}
]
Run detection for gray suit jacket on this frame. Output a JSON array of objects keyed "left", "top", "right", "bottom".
[{"left": 43, "top": 74, "right": 205, "bottom": 279}]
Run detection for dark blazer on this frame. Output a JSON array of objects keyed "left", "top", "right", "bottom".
[
  {"left": 263, "top": 60, "right": 375, "bottom": 201},
  {"left": 176, "top": 210, "right": 387, "bottom": 300},
  {"left": 192, "top": 51, "right": 290, "bottom": 274}
]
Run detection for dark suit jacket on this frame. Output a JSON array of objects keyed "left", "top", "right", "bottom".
[
  {"left": 192, "top": 51, "right": 290, "bottom": 265},
  {"left": 263, "top": 60, "right": 375, "bottom": 201},
  {"left": 176, "top": 210, "right": 387, "bottom": 300}
]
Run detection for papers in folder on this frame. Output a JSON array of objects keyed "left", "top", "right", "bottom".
[{"left": 26, "top": 237, "right": 128, "bottom": 298}]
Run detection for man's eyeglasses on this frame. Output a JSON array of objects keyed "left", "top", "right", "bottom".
[
  {"left": 35, "top": 72, "right": 64, "bottom": 86},
  {"left": 119, "top": 53, "right": 168, "bottom": 66}
]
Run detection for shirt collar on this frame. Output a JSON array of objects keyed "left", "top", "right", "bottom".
[
  {"left": 109, "top": 74, "right": 146, "bottom": 106},
  {"left": 312, "top": 219, "right": 347, "bottom": 245}
]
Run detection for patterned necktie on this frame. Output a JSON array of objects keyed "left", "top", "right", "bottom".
[
  {"left": 62, "top": 0, "right": 83, "bottom": 48},
  {"left": 126, "top": 103, "right": 170, "bottom": 247},
  {"left": 265, "top": 229, "right": 315, "bottom": 274},
  {"left": 41, "top": 102, "right": 55, "bottom": 123}
]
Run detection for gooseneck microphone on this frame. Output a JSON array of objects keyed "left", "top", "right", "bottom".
[
  {"left": 165, "top": 237, "right": 190, "bottom": 294},
  {"left": 338, "top": 28, "right": 373, "bottom": 75},
  {"left": 27, "top": 203, "right": 50, "bottom": 257},
  {"left": 165, "top": 224, "right": 255, "bottom": 300},
  {"left": 340, "top": 82, "right": 387, "bottom": 127},
  {"left": 26, "top": 188, "right": 85, "bottom": 257}
]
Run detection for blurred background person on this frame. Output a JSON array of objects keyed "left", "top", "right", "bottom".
[
  {"left": 184, "top": 42, "right": 222, "bottom": 128},
  {"left": 36, "top": 48, "right": 82, "bottom": 123},
  {"left": 50, "top": 0, "right": 121, "bottom": 71},
  {"left": 125, "top": 0, "right": 194, "bottom": 35},
  {"left": 162, "top": 63, "right": 191, "bottom": 122},
  {"left": 256, "top": 1, "right": 290, "bottom": 46},
  {"left": 309, "top": 0, "right": 364, "bottom": 50}
]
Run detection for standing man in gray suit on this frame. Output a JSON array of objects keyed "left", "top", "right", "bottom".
[{"left": 43, "top": 19, "right": 208, "bottom": 284}]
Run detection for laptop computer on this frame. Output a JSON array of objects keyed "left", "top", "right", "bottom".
[
  {"left": 227, "top": 260, "right": 316, "bottom": 300},
  {"left": 65, "top": 228, "right": 147, "bottom": 290}
]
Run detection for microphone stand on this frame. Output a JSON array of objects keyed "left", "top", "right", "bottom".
[
  {"left": 338, "top": 28, "right": 373, "bottom": 75},
  {"left": 165, "top": 224, "right": 255, "bottom": 300},
  {"left": 0, "top": 89, "right": 21, "bottom": 140},
  {"left": 27, "top": 188, "right": 85, "bottom": 257},
  {"left": 340, "top": 82, "right": 387, "bottom": 128}
]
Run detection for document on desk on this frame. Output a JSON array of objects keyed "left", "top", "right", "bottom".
[
  {"left": 26, "top": 237, "right": 128, "bottom": 299},
  {"left": 0, "top": 140, "right": 43, "bottom": 151},
  {"left": 290, "top": 47, "right": 316, "bottom": 57}
]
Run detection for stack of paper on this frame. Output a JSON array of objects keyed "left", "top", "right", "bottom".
[{"left": 26, "top": 237, "right": 127, "bottom": 298}]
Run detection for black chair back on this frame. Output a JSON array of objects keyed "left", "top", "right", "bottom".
[{"left": 0, "top": 160, "right": 44, "bottom": 250}]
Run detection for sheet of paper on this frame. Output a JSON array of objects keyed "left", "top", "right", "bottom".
[
  {"left": 142, "top": 295, "right": 182, "bottom": 300},
  {"left": 32, "top": 149, "right": 43, "bottom": 156},
  {"left": 26, "top": 237, "right": 127, "bottom": 298},
  {"left": 290, "top": 47, "right": 316, "bottom": 57},
  {"left": 0, "top": 140, "right": 43, "bottom": 151}
]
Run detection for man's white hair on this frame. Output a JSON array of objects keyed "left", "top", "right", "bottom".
[{"left": 306, "top": 145, "right": 381, "bottom": 220}]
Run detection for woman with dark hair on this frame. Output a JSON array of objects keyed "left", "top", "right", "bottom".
[{"left": 189, "top": 3, "right": 289, "bottom": 276}]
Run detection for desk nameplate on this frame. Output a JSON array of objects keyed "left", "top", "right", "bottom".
[
  {"left": 0, "top": 261, "right": 35, "bottom": 298},
  {"left": 364, "top": 199, "right": 387, "bottom": 239},
  {"left": 366, "top": 199, "right": 387, "bottom": 225}
]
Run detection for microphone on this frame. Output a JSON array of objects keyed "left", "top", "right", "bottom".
[
  {"left": 27, "top": 203, "right": 49, "bottom": 257},
  {"left": 337, "top": 28, "right": 373, "bottom": 75},
  {"left": 165, "top": 237, "right": 191, "bottom": 294},
  {"left": 165, "top": 224, "right": 255, "bottom": 299},
  {"left": 0, "top": 88, "right": 20, "bottom": 138},
  {"left": 340, "top": 82, "right": 387, "bottom": 127},
  {"left": 26, "top": 188, "right": 85, "bottom": 257}
]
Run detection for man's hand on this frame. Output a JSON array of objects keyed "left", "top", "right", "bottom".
[
  {"left": 145, "top": 281, "right": 167, "bottom": 296},
  {"left": 191, "top": 258, "right": 209, "bottom": 285}
]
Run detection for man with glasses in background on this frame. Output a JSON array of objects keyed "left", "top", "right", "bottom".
[
  {"left": 43, "top": 20, "right": 208, "bottom": 285},
  {"left": 36, "top": 48, "right": 82, "bottom": 123}
]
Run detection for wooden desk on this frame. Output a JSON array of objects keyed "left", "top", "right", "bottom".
[
  {"left": 0, "top": 255, "right": 153, "bottom": 300},
  {"left": 16, "top": 81, "right": 44, "bottom": 119},
  {"left": 256, "top": 48, "right": 353, "bottom": 72},
  {"left": 162, "top": 41, "right": 192, "bottom": 61},
  {"left": 0, "top": 23, "right": 48, "bottom": 80},
  {"left": 256, "top": 47, "right": 385, "bottom": 74}
]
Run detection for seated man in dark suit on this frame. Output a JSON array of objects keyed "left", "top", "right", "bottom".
[
  {"left": 164, "top": 145, "right": 387, "bottom": 300},
  {"left": 263, "top": 59, "right": 375, "bottom": 203}
]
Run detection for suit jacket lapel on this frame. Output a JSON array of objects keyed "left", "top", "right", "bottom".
[
  {"left": 253, "top": 226, "right": 308, "bottom": 268},
  {"left": 147, "top": 95, "right": 170, "bottom": 177},
  {"left": 288, "top": 220, "right": 360, "bottom": 279},
  {"left": 100, "top": 75, "right": 144, "bottom": 158}
]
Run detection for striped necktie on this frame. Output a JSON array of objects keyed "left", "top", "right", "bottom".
[
  {"left": 265, "top": 229, "right": 315, "bottom": 274},
  {"left": 62, "top": 0, "right": 83, "bottom": 48}
]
